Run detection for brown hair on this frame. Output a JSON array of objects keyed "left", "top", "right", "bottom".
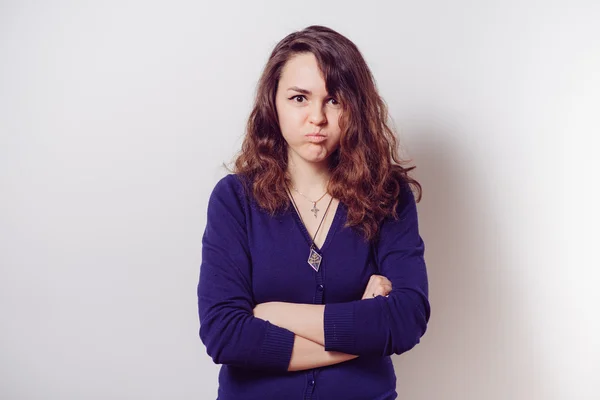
[{"left": 231, "top": 25, "right": 422, "bottom": 242}]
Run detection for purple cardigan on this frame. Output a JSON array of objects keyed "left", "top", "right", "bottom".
[{"left": 197, "top": 174, "right": 430, "bottom": 400}]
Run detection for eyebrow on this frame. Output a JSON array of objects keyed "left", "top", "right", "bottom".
[{"left": 287, "top": 86, "right": 312, "bottom": 95}]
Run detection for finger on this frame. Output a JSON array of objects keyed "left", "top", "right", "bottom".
[
  {"left": 364, "top": 276, "right": 391, "bottom": 299},
  {"left": 375, "top": 284, "right": 393, "bottom": 298},
  {"left": 363, "top": 283, "right": 379, "bottom": 300},
  {"left": 371, "top": 286, "right": 389, "bottom": 298},
  {"left": 362, "top": 283, "right": 374, "bottom": 300},
  {"left": 364, "top": 283, "right": 376, "bottom": 298},
  {"left": 371, "top": 275, "right": 392, "bottom": 289}
]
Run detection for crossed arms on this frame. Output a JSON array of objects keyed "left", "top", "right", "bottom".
[{"left": 197, "top": 177, "right": 430, "bottom": 372}]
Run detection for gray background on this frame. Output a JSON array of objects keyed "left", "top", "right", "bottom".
[{"left": 1, "top": 0, "right": 599, "bottom": 399}]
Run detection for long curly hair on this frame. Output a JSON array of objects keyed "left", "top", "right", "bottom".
[{"left": 231, "top": 25, "right": 422, "bottom": 242}]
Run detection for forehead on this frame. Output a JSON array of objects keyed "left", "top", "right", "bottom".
[{"left": 279, "top": 53, "right": 327, "bottom": 93}]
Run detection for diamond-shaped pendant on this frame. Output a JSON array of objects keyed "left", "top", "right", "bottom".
[{"left": 308, "top": 247, "right": 322, "bottom": 272}]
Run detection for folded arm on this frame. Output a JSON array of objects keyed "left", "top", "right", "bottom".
[
  {"left": 198, "top": 177, "right": 294, "bottom": 370},
  {"left": 198, "top": 176, "right": 357, "bottom": 371},
  {"left": 288, "top": 335, "right": 358, "bottom": 371},
  {"left": 254, "top": 302, "right": 326, "bottom": 346},
  {"left": 254, "top": 183, "right": 431, "bottom": 357}
]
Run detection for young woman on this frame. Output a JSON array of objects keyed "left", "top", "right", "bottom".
[{"left": 197, "top": 25, "right": 430, "bottom": 400}]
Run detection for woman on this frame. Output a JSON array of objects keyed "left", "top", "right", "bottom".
[{"left": 197, "top": 25, "right": 430, "bottom": 400}]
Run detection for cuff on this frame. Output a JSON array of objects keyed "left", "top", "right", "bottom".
[
  {"left": 324, "top": 302, "right": 356, "bottom": 353},
  {"left": 258, "top": 322, "right": 295, "bottom": 371}
]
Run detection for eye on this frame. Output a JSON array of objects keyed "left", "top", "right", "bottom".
[
  {"left": 289, "top": 95, "right": 307, "bottom": 103},
  {"left": 327, "top": 97, "right": 340, "bottom": 106}
]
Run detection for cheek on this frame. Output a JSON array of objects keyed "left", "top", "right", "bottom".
[
  {"left": 327, "top": 109, "right": 342, "bottom": 126},
  {"left": 328, "top": 113, "right": 342, "bottom": 148},
  {"left": 279, "top": 107, "right": 306, "bottom": 134},
  {"left": 329, "top": 136, "right": 341, "bottom": 151}
]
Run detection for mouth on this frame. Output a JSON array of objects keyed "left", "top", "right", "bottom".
[{"left": 306, "top": 134, "right": 327, "bottom": 143}]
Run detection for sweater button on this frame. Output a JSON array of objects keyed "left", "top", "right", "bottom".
[
  {"left": 317, "top": 284, "right": 324, "bottom": 291},
  {"left": 309, "top": 380, "right": 315, "bottom": 386}
]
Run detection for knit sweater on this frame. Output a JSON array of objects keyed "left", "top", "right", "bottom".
[{"left": 197, "top": 174, "right": 430, "bottom": 400}]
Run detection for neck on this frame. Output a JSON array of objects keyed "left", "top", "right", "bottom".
[{"left": 286, "top": 152, "right": 331, "bottom": 198}]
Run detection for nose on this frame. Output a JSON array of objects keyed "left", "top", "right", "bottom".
[{"left": 308, "top": 103, "right": 327, "bottom": 125}]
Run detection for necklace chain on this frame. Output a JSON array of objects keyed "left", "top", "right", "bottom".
[
  {"left": 291, "top": 186, "right": 328, "bottom": 204},
  {"left": 290, "top": 182, "right": 329, "bottom": 218},
  {"left": 287, "top": 186, "right": 334, "bottom": 272}
]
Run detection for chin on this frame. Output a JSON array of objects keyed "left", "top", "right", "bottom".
[
  {"left": 288, "top": 145, "right": 333, "bottom": 165},
  {"left": 302, "top": 151, "right": 331, "bottom": 164}
]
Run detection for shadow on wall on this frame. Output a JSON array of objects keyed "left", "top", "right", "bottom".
[{"left": 390, "top": 120, "right": 553, "bottom": 400}]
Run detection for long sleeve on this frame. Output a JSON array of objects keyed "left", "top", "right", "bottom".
[
  {"left": 197, "top": 175, "right": 295, "bottom": 370},
  {"left": 323, "top": 181, "right": 431, "bottom": 356}
]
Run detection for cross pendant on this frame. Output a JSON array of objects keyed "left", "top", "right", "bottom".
[{"left": 311, "top": 202, "right": 319, "bottom": 218}]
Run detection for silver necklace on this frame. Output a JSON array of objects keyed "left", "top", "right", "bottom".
[
  {"left": 287, "top": 187, "right": 334, "bottom": 272},
  {"left": 291, "top": 186, "right": 328, "bottom": 218}
]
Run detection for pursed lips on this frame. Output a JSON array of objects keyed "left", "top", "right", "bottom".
[{"left": 306, "top": 133, "right": 327, "bottom": 143}]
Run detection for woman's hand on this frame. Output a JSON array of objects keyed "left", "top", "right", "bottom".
[{"left": 361, "top": 274, "right": 392, "bottom": 300}]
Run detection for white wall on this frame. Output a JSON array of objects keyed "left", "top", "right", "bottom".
[{"left": 1, "top": 1, "right": 598, "bottom": 399}]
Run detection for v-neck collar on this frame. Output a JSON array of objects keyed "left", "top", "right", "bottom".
[{"left": 288, "top": 199, "right": 344, "bottom": 253}]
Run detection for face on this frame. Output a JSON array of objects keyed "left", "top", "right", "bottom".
[{"left": 275, "top": 52, "right": 342, "bottom": 167}]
